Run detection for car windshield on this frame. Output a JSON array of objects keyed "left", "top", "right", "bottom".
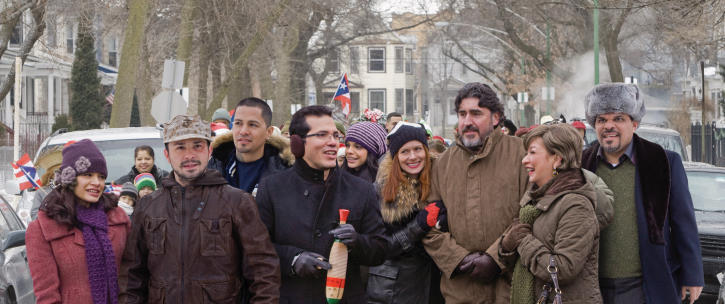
[
  {"left": 0, "top": 200, "right": 21, "bottom": 243},
  {"left": 686, "top": 171, "right": 725, "bottom": 212},
  {"left": 42, "top": 138, "right": 171, "bottom": 183},
  {"left": 635, "top": 130, "right": 685, "bottom": 160}
]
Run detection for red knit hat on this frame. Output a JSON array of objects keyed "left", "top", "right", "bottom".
[{"left": 571, "top": 121, "right": 586, "bottom": 130}]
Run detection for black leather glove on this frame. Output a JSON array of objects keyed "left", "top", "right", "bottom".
[
  {"left": 329, "top": 224, "right": 359, "bottom": 248},
  {"left": 292, "top": 251, "right": 331, "bottom": 279},
  {"left": 457, "top": 252, "right": 501, "bottom": 283},
  {"left": 415, "top": 201, "right": 446, "bottom": 232},
  {"left": 436, "top": 207, "right": 449, "bottom": 232}
]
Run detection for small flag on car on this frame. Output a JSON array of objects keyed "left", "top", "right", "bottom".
[{"left": 11, "top": 153, "right": 42, "bottom": 191}]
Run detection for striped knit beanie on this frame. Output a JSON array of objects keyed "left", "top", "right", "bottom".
[
  {"left": 134, "top": 173, "right": 157, "bottom": 191},
  {"left": 345, "top": 122, "right": 388, "bottom": 158}
]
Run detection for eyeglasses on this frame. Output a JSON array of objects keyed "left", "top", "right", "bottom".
[{"left": 304, "top": 132, "right": 344, "bottom": 142}]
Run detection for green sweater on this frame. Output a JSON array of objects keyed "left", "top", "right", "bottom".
[{"left": 597, "top": 160, "right": 642, "bottom": 278}]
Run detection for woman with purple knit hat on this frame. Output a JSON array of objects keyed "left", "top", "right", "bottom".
[
  {"left": 26, "top": 139, "right": 131, "bottom": 304},
  {"left": 342, "top": 121, "right": 388, "bottom": 183}
]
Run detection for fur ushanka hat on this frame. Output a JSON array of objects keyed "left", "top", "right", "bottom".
[{"left": 584, "top": 83, "right": 646, "bottom": 127}]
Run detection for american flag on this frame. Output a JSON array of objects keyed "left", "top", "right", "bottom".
[
  {"left": 105, "top": 90, "right": 114, "bottom": 105},
  {"left": 11, "top": 153, "right": 42, "bottom": 191},
  {"left": 332, "top": 73, "right": 351, "bottom": 118}
]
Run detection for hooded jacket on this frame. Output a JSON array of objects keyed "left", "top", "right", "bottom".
[
  {"left": 367, "top": 154, "right": 443, "bottom": 304},
  {"left": 114, "top": 165, "right": 168, "bottom": 186},
  {"left": 208, "top": 132, "right": 294, "bottom": 193},
  {"left": 119, "top": 170, "right": 281, "bottom": 304}
]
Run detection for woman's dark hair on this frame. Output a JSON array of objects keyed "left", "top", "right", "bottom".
[
  {"left": 134, "top": 145, "right": 155, "bottom": 159},
  {"left": 40, "top": 182, "right": 119, "bottom": 227},
  {"left": 454, "top": 82, "right": 504, "bottom": 115},
  {"left": 289, "top": 105, "right": 333, "bottom": 137},
  {"left": 341, "top": 153, "right": 380, "bottom": 183}
]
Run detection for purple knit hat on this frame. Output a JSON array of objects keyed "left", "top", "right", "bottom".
[
  {"left": 345, "top": 122, "right": 388, "bottom": 158},
  {"left": 56, "top": 139, "right": 107, "bottom": 186}
]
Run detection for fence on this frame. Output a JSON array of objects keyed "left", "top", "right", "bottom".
[
  {"left": 0, "top": 113, "right": 53, "bottom": 185},
  {"left": 691, "top": 122, "right": 725, "bottom": 166}
]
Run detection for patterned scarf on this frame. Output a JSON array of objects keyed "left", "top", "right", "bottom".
[{"left": 76, "top": 201, "right": 118, "bottom": 304}]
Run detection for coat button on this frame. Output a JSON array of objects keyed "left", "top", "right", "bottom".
[{"left": 314, "top": 230, "right": 322, "bottom": 237}]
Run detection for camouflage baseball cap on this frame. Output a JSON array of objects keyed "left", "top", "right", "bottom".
[{"left": 163, "top": 115, "right": 212, "bottom": 143}]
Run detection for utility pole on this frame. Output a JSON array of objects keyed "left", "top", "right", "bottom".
[
  {"left": 593, "top": 0, "right": 600, "bottom": 85},
  {"left": 546, "top": 22, "right": 552, "bottom": 114},
  {"left": 13, "top": 57, "right": 21, "bottom": 161},
  {"left": 701, "top": 61, "right": 706, "bottom": 162}
]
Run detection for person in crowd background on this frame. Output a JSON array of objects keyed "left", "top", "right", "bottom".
[
  {"left": 208, "top": 97, "right": 293, "bottom": 195},
  {"left": 255, "top": 105, "right": 387, "bottom": 303},
  {"left": 582, "top": 83, "right": 703, "bottom": 304},
  {"left": 27, "top": 139, "right": 131, "bottom": 304},
  {"left": 501, "top": 119, "right": 518, "bottom": 136},
  {"left": 341, "top": 121, "right": 388, "bottom": 183},
  {"left": 120, "top": 114, "right": 280, "bottom": 303},
  {"left": 423, "top": 83, "right": 529, "bottom": 304},
  {"left": 428, "top": 139, "right": 447, "bottom": 158},
  {"left": 211, "top": 107, "right": 232, "bottom": 127},
  {"left": 29, "top": 145, "right": 63, "bottom": 221},
  {"left": 118, "top": 182, "right": 137, "bottom": 217},
  {"left": 505, "top": 123, "right": 602, "bottom": 304},
  {"left": 114, "top": 145, "right": 168, "bottom": 186},
  {"left": 386, "top": 112, "right": 403, "bottom": 133},
  {"left": 367, "top": 122, "right": 445, "bottom": 304},
  {"left": 133, "top": 173, "right": 156, "bottom": 198}
]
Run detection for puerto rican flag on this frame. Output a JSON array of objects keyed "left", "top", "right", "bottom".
[
  {"left": 332, "top": 73, "right": 351, "bottom": 118},
  {"left": 104, "top": 183, "right": 122, "bottom": 196},
  {"left": 11, "top": 153, "right": 42, "bottom": 191}
]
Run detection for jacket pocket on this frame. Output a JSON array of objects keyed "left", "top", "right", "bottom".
[
  {"left": 149, "top": 279, "right": 166, "bottom": 304},
  {"left": 199, "top": 279, "right": 241, "bottom": 304},
  {"left": 145, "top": 217, "right": 167, "bottom": 255},
  {"left": 199, "top": 217, "right": 232, "bottom": 256},
  {"left": 367, "top": 261, "right": 399, "bottom": 303}
]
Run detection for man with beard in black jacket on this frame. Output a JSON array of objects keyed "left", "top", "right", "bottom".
[{"left": 255, "top": 105, "right": 387, "bottom": 303}]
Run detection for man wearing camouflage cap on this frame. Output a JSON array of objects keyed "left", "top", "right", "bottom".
[
  {"left": 119, "top": 114, "right": 281, "bottom": 303},
  {"left": 581, "top": 83, "right": 703, "bottom": 304}
]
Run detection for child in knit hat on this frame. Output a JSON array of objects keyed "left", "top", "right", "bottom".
[
  {"left": 118, "top": 182, "right": 138, "bottom": 216},
  {"left": 134, "top": 173, "right": 157, "bottom": 198}
]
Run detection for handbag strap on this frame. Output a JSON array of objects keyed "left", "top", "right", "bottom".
[{"left": 536, "top": 256, "right": 563, "bottom": 304}]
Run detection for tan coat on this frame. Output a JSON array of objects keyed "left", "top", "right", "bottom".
[
  {"left": 516, "top": 173, "right": 602, "bottom": 304},
  {"left": 423, "top": 129, "right": 529, "bottom": 304}
]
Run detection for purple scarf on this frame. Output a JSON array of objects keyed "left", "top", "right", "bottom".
[{"left": 76, "top": 201, "right": 118, "bottom": 304}]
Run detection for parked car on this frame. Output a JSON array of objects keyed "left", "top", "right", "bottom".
[
  {"left": 584, "top": 123, "right": 689, "bottom": 161},
  {"left": 684, "top": 162, "right": 725, "bottom": 303},
  {"left": 0, "top": 194, "right": 34, "bottom": 304},
  {"left": 7, "top": 127, "right": 171, "bottom": 225}
]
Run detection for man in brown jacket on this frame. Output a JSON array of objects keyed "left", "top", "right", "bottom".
[
  {"left": 119, "top": 115, "right": 281, "bottom": 303},
  {"left": 423, "top": 83, "right": 528, "bottom": 303}
]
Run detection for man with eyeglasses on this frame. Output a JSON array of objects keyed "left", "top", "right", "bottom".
[{"left": 255, "top": 105, "right": 387, "bottom": 303}]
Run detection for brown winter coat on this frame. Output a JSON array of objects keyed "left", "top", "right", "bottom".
[
  {"left": 423, "top": 128, "right": 529, "bottom": 304},
  {"left": 118, "top": 170, "right": 281, "bottom": 304},
  {"left": 514, "top": 170, "right": 602, "bottom": 304}
]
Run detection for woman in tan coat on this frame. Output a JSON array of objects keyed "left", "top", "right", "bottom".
[{"left": 502, "top": 123, "right": 602, "bottom": 304}]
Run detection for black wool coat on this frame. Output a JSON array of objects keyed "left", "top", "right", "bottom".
[{"left": 256, "top": 160, "right": 387, "bottom": 304}]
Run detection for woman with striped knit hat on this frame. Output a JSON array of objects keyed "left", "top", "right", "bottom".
[{"left": 341, "top": 121, "right": 388, "bottom": 183}]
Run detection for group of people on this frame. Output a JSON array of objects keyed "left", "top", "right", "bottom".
[{"left": 23, "top": 82, "right": 703, "bottom": 304}]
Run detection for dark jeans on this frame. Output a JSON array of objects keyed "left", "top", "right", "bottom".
[{"left": 600, "top": 277, "right": 646, "bottom": 304}]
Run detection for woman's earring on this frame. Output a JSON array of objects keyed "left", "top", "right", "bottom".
[{"left": 552, "top": 167, "right": 558, "bottom": 176}]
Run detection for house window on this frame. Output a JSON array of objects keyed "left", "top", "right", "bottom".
[
  {"left": 368, "top": 89, "right": 385, "bottom": 110},
  {"left": 328, "top": 49, "right": 339, "bottom": 73},
  {"left": 10, "top": 20, "right": 23, "bottom": 45},
  {"left": 395, "top": 88, "right": 404, "bottom": 113},
  {"left": 65, "top": 23, "right": 74, "bottom": 54},
  {"left": 46, "top": 18, "right": 56, "bottom": 47},
  {"left": 395, "top": 47, "right": 404, "bottom": 73},
  {"left": 351, "top": 92, "right": 360, "bottom": 116},
  {"left": 405, "top": 89, "right": 415, "bottom": 115},
  {"left": 349, "top": 47, "right": 359, "bottom": 74},
  {"left": 405, "top": 48, "right": 413, "bottom": 73},
  {"left": 368, "top": 47, "right": 385, "bottom": 72},
  {"left": 108, "top": 37, "right": 118, "bottom": 67}
]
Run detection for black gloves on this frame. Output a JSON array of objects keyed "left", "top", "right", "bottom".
[
  {"left": 292, "top": 251, "right": 331, "bottom": 279},
  {"left": 415, "top": 200, "right": 446, "bottom": 232},
  {"left": 329, "top": 223, "right": 359, "bottom": 248},
  {"left": 456, "top": 252, "right": 501, "bottom": 283}
]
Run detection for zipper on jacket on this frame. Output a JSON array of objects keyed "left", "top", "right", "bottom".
[{"left": 179, "top": 187, "right": 186, "bottom": 303}]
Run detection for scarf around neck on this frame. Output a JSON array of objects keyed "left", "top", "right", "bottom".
[{"left": 76, "top": 201, "right": 118, "bottom": 304}]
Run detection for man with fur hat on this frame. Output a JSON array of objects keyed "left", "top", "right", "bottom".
[
  {"left": 208, "top": 97, "right": 294, "bottom": 195},
  {"left": 422, "top": 82, "right": 529, "bottom": 303},
  {"left": 120, "top": 114, "right": 281, "bottom": 303},
  {"left": 581, "top": 83, "right": 703, "bottom": 304}
]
